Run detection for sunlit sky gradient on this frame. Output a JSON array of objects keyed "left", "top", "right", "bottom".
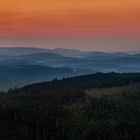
[{"left": 0, "top": 0, "right": 140, "bottom": 51}]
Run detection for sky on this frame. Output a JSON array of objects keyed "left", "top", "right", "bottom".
[{"left": 0, "top": 0, "right": 140, "bottom": 51}]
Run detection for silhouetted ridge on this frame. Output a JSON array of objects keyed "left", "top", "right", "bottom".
[
  {"left": 20, "top": 73, "right": 140, "bottom": 93},
  {"left": 1, "top": 73, "right": 140, "bottom": 139}
]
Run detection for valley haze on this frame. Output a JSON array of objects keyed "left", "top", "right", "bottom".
[{"left": 0, "top": 47, "right": 140, "bottom": 90}]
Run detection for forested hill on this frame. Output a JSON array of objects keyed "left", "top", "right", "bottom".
[
  {"left": 14, "top": 72, "right": 140, "bottom": 93},
  {"left": 1, "top": 73, "right": 140, "bottom": 140}
]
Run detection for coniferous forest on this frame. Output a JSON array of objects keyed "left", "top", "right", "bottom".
[{"left": 0, "top": 73, "right": 140, "bottom": 140}]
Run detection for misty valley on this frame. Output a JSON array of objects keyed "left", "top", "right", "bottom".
[
  {"left": 0, "top": 47, "right": 140, "bottom": 89},
  {"left": 0, "top": 48, "right": 140, "bottom": 139},
  {"left": 1, "top": 0, "right": 140, "bottom": 139}
]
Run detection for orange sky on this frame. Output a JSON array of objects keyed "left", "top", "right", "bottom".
[{"left": 0, "top": 0, "right": 140, "bottom": 37}]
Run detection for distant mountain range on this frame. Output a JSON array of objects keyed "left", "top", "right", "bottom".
[
  {"left": 0, "top": 47, "right": 51, "bottom": 56},
  {"left": 0, "top": 47, "right": 87, "bottom": 57},
  {"left": 0, "top": 47, "right": 140, "bottom": 89},
  {"left": 0, "top": 64, "right": 93, "bottom": 90}
]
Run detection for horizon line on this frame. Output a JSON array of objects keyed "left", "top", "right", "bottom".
[{"left": 0, "top": 46, "right": 139, "bottom": 54}]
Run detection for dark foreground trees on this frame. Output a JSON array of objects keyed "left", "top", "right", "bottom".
[{"left": 0, "top": 73, "right": 140, "bottom": 140}]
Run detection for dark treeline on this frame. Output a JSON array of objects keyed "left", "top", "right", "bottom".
[
  {"left": 13, "top": 72, "right": 140, "bottom": 93},
  {"left": 0, "top": 73, "right": 140, "bottom": 140}
]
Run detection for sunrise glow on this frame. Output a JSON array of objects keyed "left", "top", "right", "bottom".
[{"left": 0, "top": 0, "right": 140, "bottom": 37}]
